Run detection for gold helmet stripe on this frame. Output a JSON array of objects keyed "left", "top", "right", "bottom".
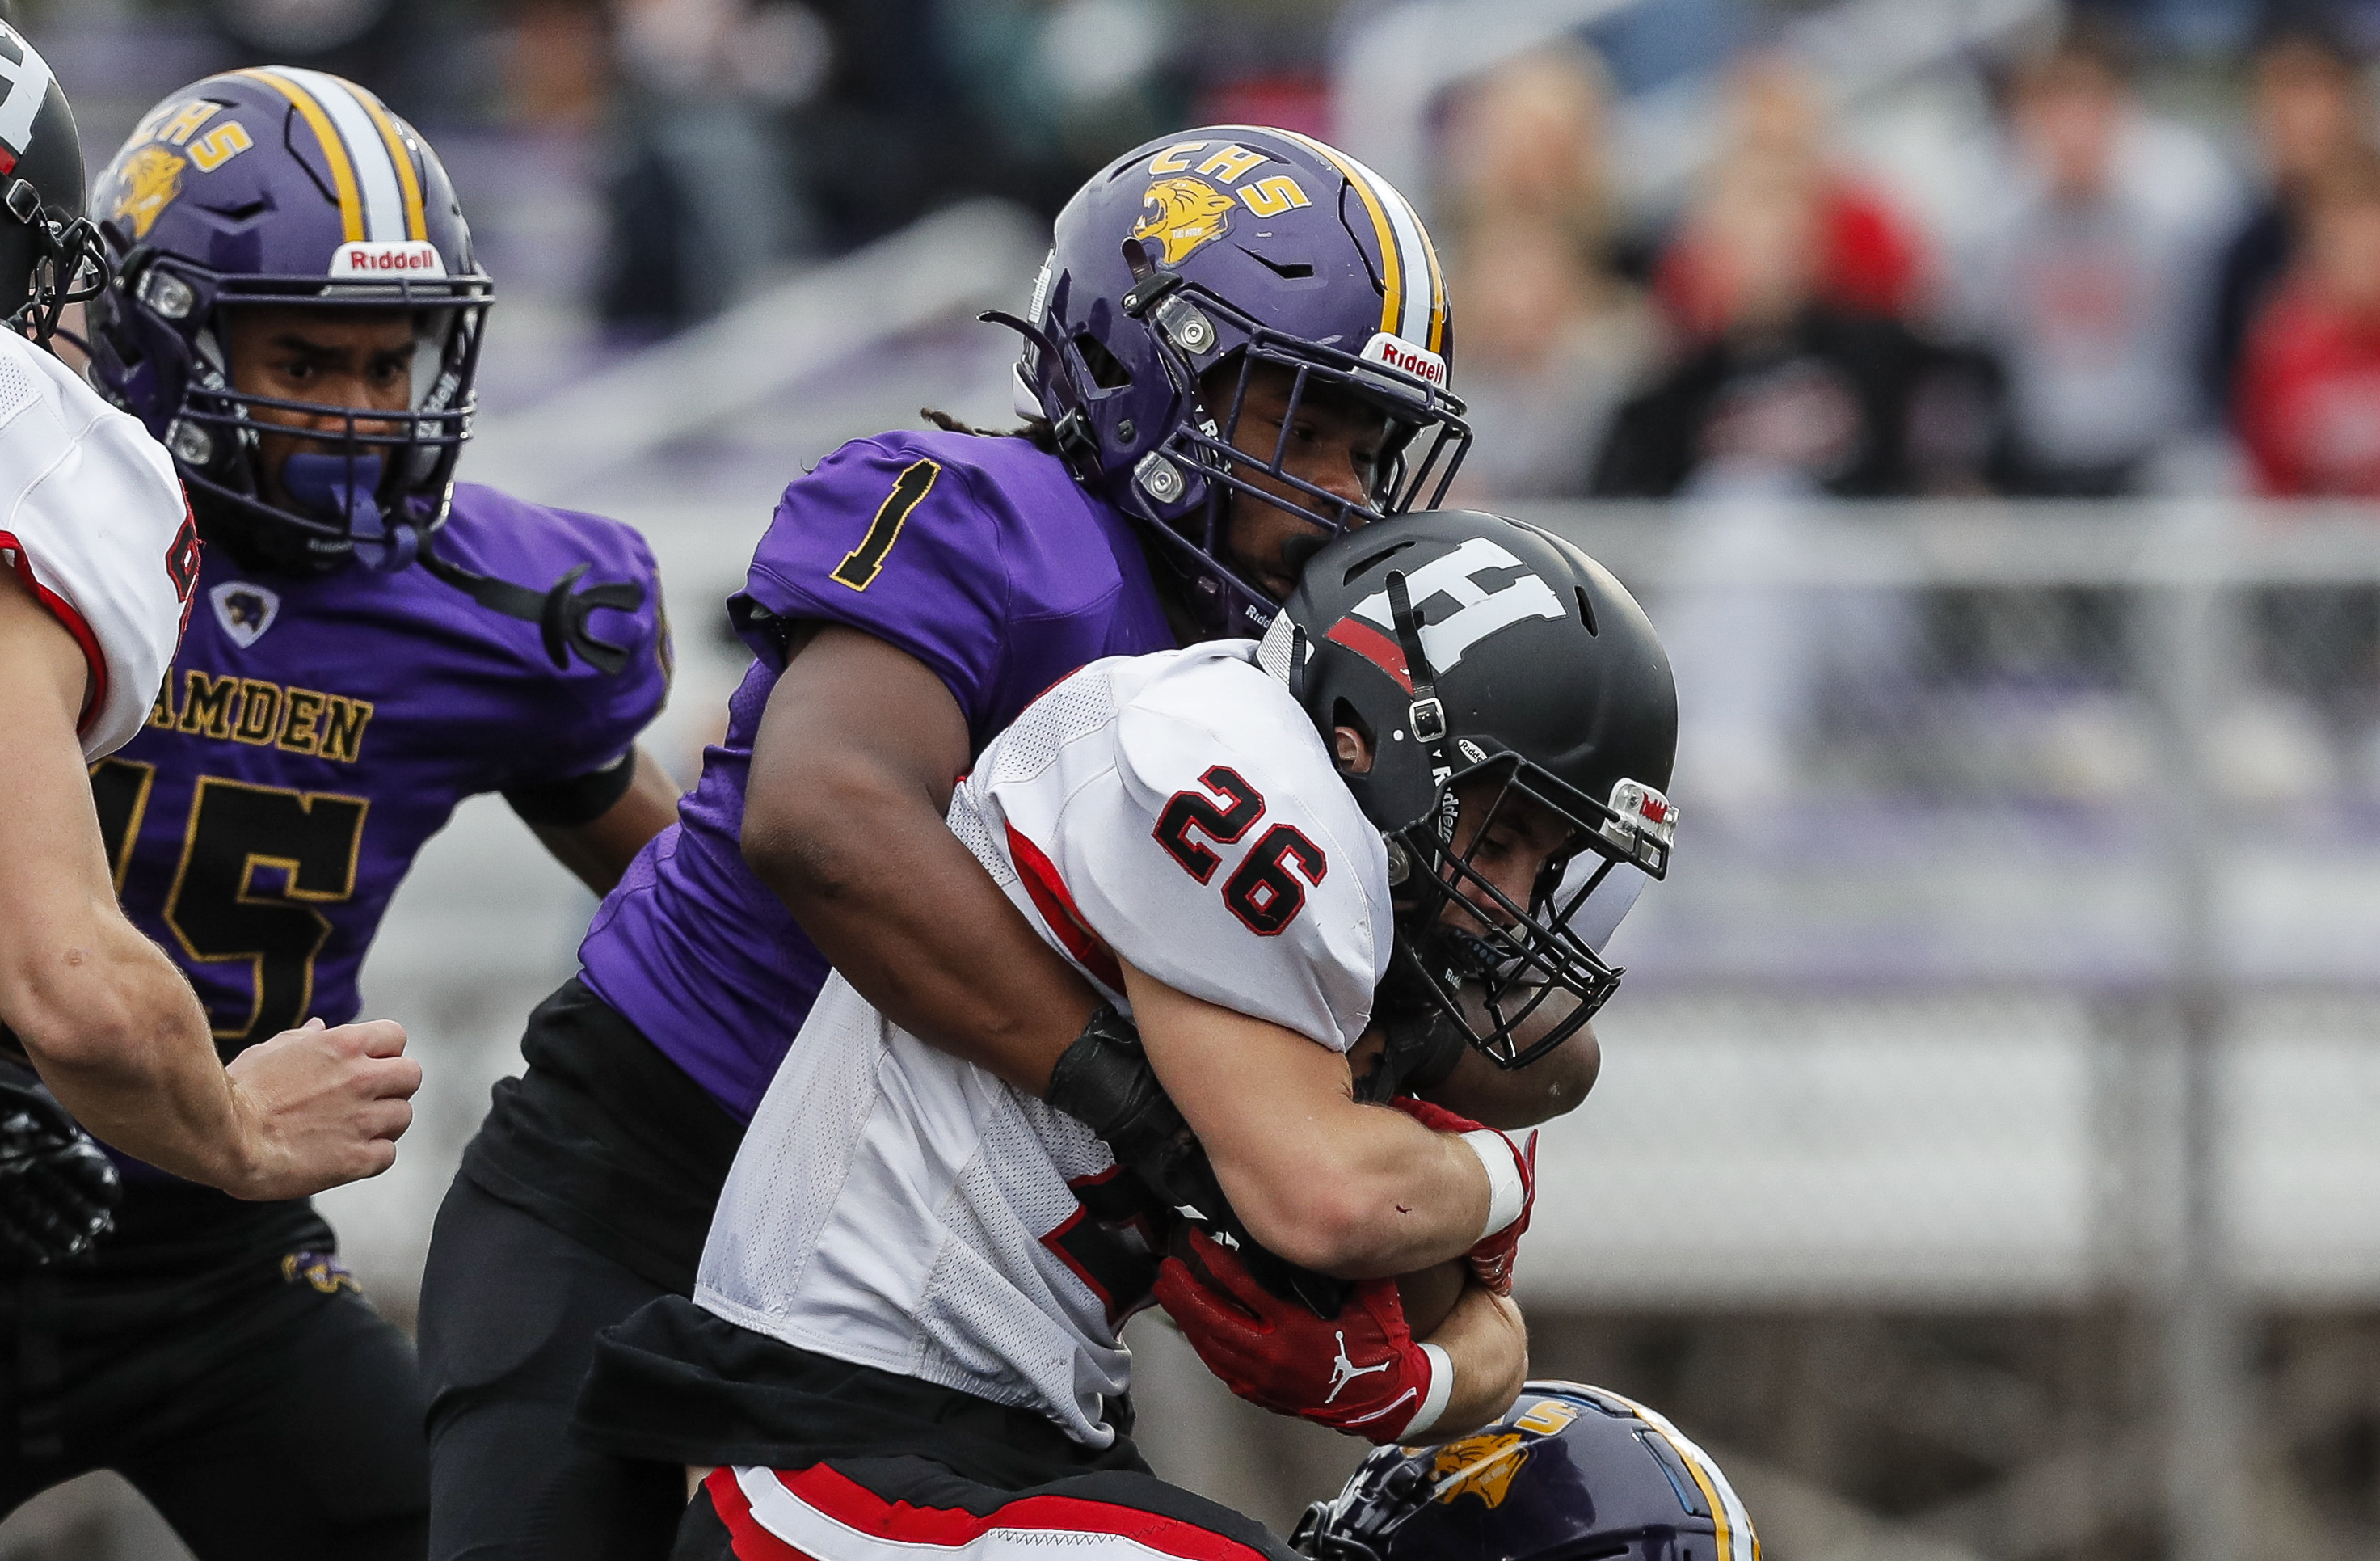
[
  {"left": 237, "top": 68, "right": 364, "bottom": 243},
  {"left": 1245, "top": 128, "right": 1444, "bottom": 353},
  {"left": 1240, "top": 127, "right": 1403, "bottom": 340},
  {"left": 276, "top": 68, "right": 412, "bottom": 243}
]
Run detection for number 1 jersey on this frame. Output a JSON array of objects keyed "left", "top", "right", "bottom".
[{"left": 696, "top": 642, "right": 1392, "bottom": 1449}]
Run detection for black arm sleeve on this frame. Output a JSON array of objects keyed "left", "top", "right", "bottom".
[{"left": 503, "top": 751, "right": 638, "bottom": 828}]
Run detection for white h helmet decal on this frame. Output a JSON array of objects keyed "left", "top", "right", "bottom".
[
  {"left": 0, "top": 27, "right": 53, "bottom": 160},
  {"left": 1350, "top": 537, "right": 1567, "bottom": 674}
]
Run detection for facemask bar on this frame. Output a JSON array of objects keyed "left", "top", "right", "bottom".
[
  {"left": 1391, "top": 757, "right": 1636, "bottom": 1071},
  {"left": 158, "top": 274, "right": 490, "bottom": 546},
  {"left": 1174, "top": 329, "right": 1471, "bottom": 525},
  {"left": 1290, "top": 1453, "right": 1439, "bottom": 1561},
  {"left": 1111, "top": 267, "right": 1470, "bottom": 619},
  {"left": 6, "top": 178, "right": 108, "bottom": 347}
]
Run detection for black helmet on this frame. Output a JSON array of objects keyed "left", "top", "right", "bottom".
[
  {"left": 1257, "top": 510, "right": 1678, "bottom": 1068},
  {"left": 0, "top": 21, "right": 103, "bottom": 343},
  {"left": 1292, "top": 1382, "right": 1759, "bottom": 1561}
]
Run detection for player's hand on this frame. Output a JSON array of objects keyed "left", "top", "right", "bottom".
[
  {"left": 221, "top": 1018, "right": 419, "bottom": 1200},
  {"left": 1047, "top": 1006, "right": 1213, "bottom": 1207},
  {"left": 0, "top": 1078, "right": 120, "bottom": 1265},
  {"left": 1385, "top": 1095, "right": 1533, "bottom": 1295},
  {"left": 1049, "top": 1006, "right": 1351, "bottom": 1315},
  {"left": 1155, "top": 1226, "right": 1448, "bottom": 1444}
]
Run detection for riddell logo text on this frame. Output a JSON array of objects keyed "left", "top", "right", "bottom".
[
  {"left": 1359, "top": 333, "right": 1447, "bottom": 387},
  {"left": 328, "top": 241, "right": 446, "bottom": 279}
]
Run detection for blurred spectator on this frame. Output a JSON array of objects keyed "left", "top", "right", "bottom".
[
  {"left": 1653, "top": 55, "right": 1931, "bottom": 340},
  {"left": 1439, "top": 45, "right": 1615, "bottom": 253},
  {"left": 1436, "top": 47, "right": 1659, "bottom": 500},
  {"left": 596, "top": 0, "right": 824, "bottom": 331},
  {"left": 508, "top": 0, "right": 611, "bottom": 131},
  {"left": 198, "top": 0, "right": 410, "bottom": 94},
  {"left": 2237, "top": 147, "right": 2380, "bottom": 492},
  {"left": 2210, "top": 27, "right": 2369, "bottom": 413},
  {"left": 1947, "top": 27, "right": 2240, "bottom": 494},
  {"left": 2235, "top": 146, "right": 2380, "bottom": 731},
  {"left": 936, "top": 0, "right": 1190, "bottom": 217},
  {"left": 1590, "top": 149, "right": 2004, "bottom": 498},
  {"left": 1449, "top": 213, "right": 1662, "bottom": 500}
]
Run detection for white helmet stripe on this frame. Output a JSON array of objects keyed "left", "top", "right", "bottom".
[{"left": 280, "top": 68, "right": 408, "bottom": 243}]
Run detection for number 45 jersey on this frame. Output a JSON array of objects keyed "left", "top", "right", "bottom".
[
  {"left": 696, "top": 642, "right": 1391, "bottom": 1449},
  {"left": 97, "top": 482, "right": 670, "bottom": 1065}
]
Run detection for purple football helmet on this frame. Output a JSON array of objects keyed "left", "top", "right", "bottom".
[
  {"left": 1003, "top": 126, "right": 1470, "bottom": 636},
  {"left": 1294, "top": 1382, "right": 1761, "bottom": 1561},
  {"left": 86, "top": 69, "right": 491, "bottom": 573}
]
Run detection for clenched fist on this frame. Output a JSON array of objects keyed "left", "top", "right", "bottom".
[{"left": 222, "top": 1017, "right": 420, "bottom": 1200}]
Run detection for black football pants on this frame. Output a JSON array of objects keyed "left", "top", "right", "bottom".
[
  {"left": 419, "top": 1172, "right": 688, "bottom": 1561},
  {"left": 0, "top": 1256, "right": 429, "bottom": 1558}
]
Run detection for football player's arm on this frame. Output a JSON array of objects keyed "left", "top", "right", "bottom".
[
  {"left": 0, "top": 576, "right": 419, "bottom": 1199},
  {"left": 1425, "top": 1280, "right": 1531, "bottom": 1437},
  {"left": 1423, "top": 998, "right": 1599, "bottom": 1130},
  {"left": 1123, "top": 956, "right": 1496, "bottom": 1277},
  {"left": 520, "top": 746, "right": 680, "bottom": 894},
  {"left": 740, "top": 624, "right": 1100, "bottom": 1095}
]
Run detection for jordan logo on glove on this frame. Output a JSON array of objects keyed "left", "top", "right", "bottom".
[{"left": 1324, "top": 1332, "right": 1395, "bottom": 1404}]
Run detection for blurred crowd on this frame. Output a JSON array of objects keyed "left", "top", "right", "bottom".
[
  {"left": 1439, "top": 15, "right": 2380, "bottom": 506},
  {"left": 34, "top": 0, "right": 2380, "bottom": 497}
]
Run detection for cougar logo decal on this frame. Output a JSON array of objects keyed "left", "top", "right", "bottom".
[
  {"left": 1132, "top": 177, "right": 1236, "bottom": 265},
  {"left": 209, "top": 580, "right": 280, "bottom": 648},
  {"left": 112, "top": 146, "right": 185, "bottom": 239},
  {"left": 1431, "top": 1432, "right": 1529, "bottom": 1507}
]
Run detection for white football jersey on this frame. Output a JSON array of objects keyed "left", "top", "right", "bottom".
[
  {"left": 697, "top": 643, "right": 1393, "bottom": 1447},
  {"left": 0, "top": 331, "right": 192, "bottom": 760}
]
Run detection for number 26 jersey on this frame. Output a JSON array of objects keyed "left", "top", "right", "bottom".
[{"left": 697, "top": 642, "right": 1392, "bottom": 1449}]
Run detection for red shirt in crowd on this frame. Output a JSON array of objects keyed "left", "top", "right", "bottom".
[
  {"left": 2236, "top": 279, "right": 2380, "bottom": 496},
  {"left": 1656, "top": 178, "right": 1927, "bottom": 339}
]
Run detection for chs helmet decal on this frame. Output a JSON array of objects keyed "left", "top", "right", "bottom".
[{"left": 1131, "top": 176, "right": 1236, "bottom": 265}]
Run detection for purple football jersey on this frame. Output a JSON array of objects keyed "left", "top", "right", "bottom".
[
  {"left": 102, "top": 482, "right": 669, "bottom": 1058},
  {"left": 575, "top": 429, "right": 1174, "bottom": 1120}
]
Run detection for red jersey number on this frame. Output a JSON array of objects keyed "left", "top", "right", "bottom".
[{"left": 1153, "top": 767, "right": 1327, "bottom": 935}]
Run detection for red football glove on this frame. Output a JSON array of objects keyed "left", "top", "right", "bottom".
[
  {"left": 1385, "top": 1095, "right": 1535, "bottom": 1296},
  {"left": 1154, "top": 1227, "right": 1450, "bottom": 1445}
]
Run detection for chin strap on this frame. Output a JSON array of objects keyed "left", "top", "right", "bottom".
[
  {"left": 1384, "top": 569, "right": 1458, "bottom": 846},
  {"left": 419, "top": 538, "right": 646, "bottom": 676},
  {"left": 281, "top": 450, "right": 644, "bottom": 674}
]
